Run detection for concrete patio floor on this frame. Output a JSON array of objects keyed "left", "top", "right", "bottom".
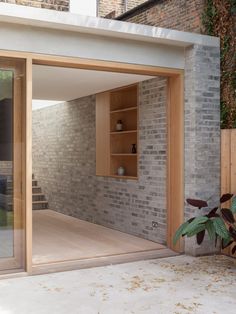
[{"left": 0, "top": 255, "right": 235, "bottom": 314}]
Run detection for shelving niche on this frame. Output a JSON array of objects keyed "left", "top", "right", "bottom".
[
  {"left": 96, "top": 84, "right": 138, "bottom": 179},
  {"left": 110, "top": 85, "right": 138, "bottom": 179}
]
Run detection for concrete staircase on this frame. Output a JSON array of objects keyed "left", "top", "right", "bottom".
[
  {"left": 32, "top": 174, "right": 49, "bottom": 210},
  {"left": 7, "top": 174, "right": 49, "bottom": 210}
]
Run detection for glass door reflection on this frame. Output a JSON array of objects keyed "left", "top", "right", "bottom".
[
  {"left": 0, "top": 58, "right": 25, "bottom": 272},
  {"left": 0, "top": 70, "right": 14, "bottom": 259}
]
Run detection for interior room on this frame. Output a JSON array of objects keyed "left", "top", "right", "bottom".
[{"left": 31, "top": 64, "right": 171, "bottom": 269}]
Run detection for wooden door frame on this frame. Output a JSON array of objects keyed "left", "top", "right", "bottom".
[
  {"left": 0, "top": 50, "right": 184, "bottom": 274},
  {"left": 167, "top": 75, "right": 184, "bottom": 252},
  {"left": 221, "top": 129, "right": 236, "bottom": 257}
]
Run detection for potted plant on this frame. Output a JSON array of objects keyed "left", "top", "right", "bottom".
[{"left": 174, "top": 194, "right": 236, "bottom": 255}]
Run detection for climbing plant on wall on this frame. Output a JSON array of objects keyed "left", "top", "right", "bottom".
[{"left": 202, "top": 0, "right": 236, "bottom": 129}]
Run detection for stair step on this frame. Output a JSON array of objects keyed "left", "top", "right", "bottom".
[
  {"left": 32, "top": 188, "right": 42, "bottom": 194},
  {"left": 32, "top": 180, "right": 38, "bottom": 187},
  {"left": 7, "top": 184, "right": 38, "bottom": 189},
  {"left": 7, "top": 182, "right": 12, "bottom": 188},
  {"left": 5, "top": 204, "right": 13, "bottom": 211},
  {"left": 8, "top": 201, "right": 48, "bottom": 205},
  {"left": 33, "top": 200, "right": 48, "bottom": 210},
  {"left": 8, "top": 186, "right": 41, "bottom": 192},
  {"left": 33, "top": 201, "right": 48, "bottom": 204},
  {"left": 6, "top": 174, "right": 49, "bottom": 210},
  {"left": 9, "top": 201, "right": 49, "bottom": 210},
  {"left": 8, "top": 180, "right": 37, "bottom": 184},
  {"left": 33, "top": 194, "right": 46, "bottom": 202}
]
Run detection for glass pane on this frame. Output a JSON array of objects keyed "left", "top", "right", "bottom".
[{"left": 0, "top": 70, "right": 14, "bottom": 258}]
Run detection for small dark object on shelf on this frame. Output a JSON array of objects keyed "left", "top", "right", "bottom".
[{"left": 131, "top": 144, "right": 137, "bottom": 154}]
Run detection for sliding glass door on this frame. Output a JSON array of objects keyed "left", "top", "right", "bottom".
[{"left": 0, "top": 58, "right": 26, "bottom": 272}]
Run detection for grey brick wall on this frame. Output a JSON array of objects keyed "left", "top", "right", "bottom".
[
  {"left": 32, "top": 95, "right": 96, "bottom": 218},
  {"left": 0, "top": 161, "right": 12, "bottom": 210},
  {"left": 94, "top": 77, "right": 167, "bottom": 243},
  {"left": 32, "top": 76, "right": 168, "bottom": 244},
  {"left": 184, "top": 44, "right": 221, "bottom": 255},
  {"left": 0, "top": 161, "right": 12, "bottom": 176}
]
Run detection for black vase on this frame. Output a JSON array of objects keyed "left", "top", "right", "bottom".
[{"left": 132, "top": 144, "right": 137, "bottom": 154}]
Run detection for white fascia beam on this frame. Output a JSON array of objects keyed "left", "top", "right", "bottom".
[{"left": 0, "top": 3, "right": 220, "bottom": 48}]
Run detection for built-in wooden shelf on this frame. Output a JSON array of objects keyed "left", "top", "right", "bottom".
[
  {"left": 110, "top": 84, "right": 138, "bottom": 179},
  {"left": 96, "top": 84, "right": 138, "bottom": 179},
  {"left": 110, "top": 130, "right": 137, "bottom": 135},
  {"left": 110, "top": 106, "right": 137, "bottom": 114},
  {"left": 109, "top": 175, "right": 138, "bottom": 180},
  {"left": 111, "top": 153, "right": 137, "bottom": 156}
]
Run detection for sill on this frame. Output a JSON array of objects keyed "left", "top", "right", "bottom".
[
  {"left": 111, "top": 153, "right": 137, "bottom": 156},
  {"left": 110, "top": 106, "right": 137, "bottom": 114},
  {"left": 110, "top": 130, "right": 137, "bottom": 135},
  {"left": 109, "top": 175, "right": 138, "bottom": 180}
]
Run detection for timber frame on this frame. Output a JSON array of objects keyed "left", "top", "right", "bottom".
[{"left": 0, "top": 49, "right": 184, "bottom": 275}]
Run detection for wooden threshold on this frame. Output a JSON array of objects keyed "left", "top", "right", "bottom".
[
  {"left": 32, "top": 248, "right": 178, "bottom": 275},
  {"left": 0, "top": 270, "right": 28, "bottom": 281}
]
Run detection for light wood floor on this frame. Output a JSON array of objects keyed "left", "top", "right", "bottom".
[{"left": 32, "top": 210, "right": 165, "bottom": 265}]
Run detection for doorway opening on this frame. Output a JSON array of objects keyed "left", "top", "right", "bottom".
[{"left": 31, "top": 64, "right": 175, "bottom": 273}]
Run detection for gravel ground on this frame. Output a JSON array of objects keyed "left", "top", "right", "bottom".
[{"left": 0, "top": 255, "right": 235, "bottom": 314}]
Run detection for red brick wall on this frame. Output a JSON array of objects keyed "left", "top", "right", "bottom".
[
  {"left": 117, "top": 0, "right": 205, "bottom": 33},
  {"left": 98, "top": 0, "right": 124, "bottom": 17},
  {"left": 127, "top": 0, "right": 146, "bottom": 11},
  {"left": 98, "top": 0, "right": 146, "bottom": 18},
  {"left": 0, "top": 0, "right": 69, "bottom": 11}
]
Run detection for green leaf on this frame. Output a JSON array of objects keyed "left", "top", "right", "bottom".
[
  {"left": 205, "top": 220, "right": 216, "bottom": 241},
  {"left": 231, "top": 196, "right": 236, "bottom": 214},
  {"left": 231, "top": 6, "right": 236, "bottom": 14},
  {"left": 184, "top": 216, "right": 208, "bottom": 235},
  {"left": 173, "top": 221, "right": 189, "bottom": 246},
  {"left": 212, "top": 217, "right": 230, "bottom": 239},
  {"left": 222, "top": 235, "right": 233, "bottom": 249},
  {"left": 186, "top": 224, "right": 206, "bottom": 237}
]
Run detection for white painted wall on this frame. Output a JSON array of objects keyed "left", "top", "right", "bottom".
[
  {"left": 70, "top": 0, "right": 97, "bottom": 17},
  {"left": 32, "top": 100, "right": 61, "bottom": 111}
]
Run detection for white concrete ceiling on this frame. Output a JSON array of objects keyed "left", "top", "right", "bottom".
[{"left": 32, "top": 65, "right": 153, "bottom": 101}]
